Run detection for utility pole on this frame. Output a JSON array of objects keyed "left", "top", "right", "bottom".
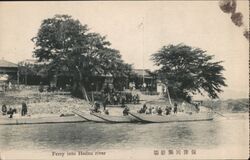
[
  {"left": 138, "top": 17, "right": 145, "bottom": 85},
  {"left": 25, "top": 67, "right": 27, "bottom": 85},
  {"left": 142, "top": 17, "right": 145, "bottom": 85},
  {"left": 17, "top": 70, "right": 20, "bottom": 86}
]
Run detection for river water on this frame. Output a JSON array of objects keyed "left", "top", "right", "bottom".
[{"left": 0, "top": 113, "right": 248, "bottom": 159}]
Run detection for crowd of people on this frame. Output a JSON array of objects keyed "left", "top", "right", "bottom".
[
  {"left": 90, "top": 101, "right": 110, "bottom": 115},
  {"left": 90, "top": 99, "right": 180, "bottom": 117},
  {"left": 1, "top": 102, "right": 28, "bottom": 118},
  {"left": 137, "top": 103, "right": 179, "bottom": 116},
  {"left": 102, "top": 92, "right": 140, "bottom": 107},
  {"left": 90, "top": 101, "right": 130, "bottom": 116},
  {"left": 101, "top": 84, "right": 140, "bottom": 109},
  {"left": 93, "top": 86, "right": 141, "bottom": 116}
]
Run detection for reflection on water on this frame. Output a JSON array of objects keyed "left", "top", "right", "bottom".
[{"left": 0, "top": 113, "right": 248, "bottom": 152}]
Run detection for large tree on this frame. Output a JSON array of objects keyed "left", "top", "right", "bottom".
[
  {"left": 152, "top": 44, "right": 227, "bottom": 102},
  {"left": 32, "top": 14, "right": 131, "bottom": 100}
]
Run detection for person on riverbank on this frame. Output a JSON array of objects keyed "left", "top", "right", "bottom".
[
  {"left": 91, "top": 102, "right": 101, "bottom": 113},
  {"left": 104, "top": 84, "right": 110, "bottom": 94},
  {"left": 195, "top": 103, "right": 200, "bottom": 113},
  {"left": 7, "top": 107, "right": 17, "bottom": 118},
  {"left": 104, "top": 109, "right": 109, "bottom": 115},
  {"left": 132, "top": 95, "right": 136, "bottom": 104},
  {"left": 103, "top": 94, "right": 109, "bottom": 110},
  {"left": 135, "top": 94, "right": 140, "bottom": 104},
  {"left": 21, "top": 102, "right": 28, "bottom": 116},
  {"left": 113, "top": 94, "right": 118, "bottom": 105},
  {"left": 174, "top": 103, "right": 178, "bottom": 114},
  {"left": 121, "top": 98, "right": 125, "bottom": 108},
  {"left": 2, "top": 104, "right": 7, "bottom": 115},
  {"left": 123, "top": 106, "right": 130, "bottom": 116},
  {"left": 7, "top": 108, "right": 13, "bottom": 118}
]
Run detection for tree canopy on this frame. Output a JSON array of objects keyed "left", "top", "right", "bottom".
[
  {"left": 32, "top": 14, "right": 131, "bottom": 99},
  {"left": 152, "top": 44, "right": 227, "bottom": 102}
]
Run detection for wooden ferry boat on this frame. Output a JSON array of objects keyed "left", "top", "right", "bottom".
[
  {"left": 128, "top": 112, "right": 214, "bottom": 123},
  {"left": 0, "top": 114, "right": 86, "bottom": 125},
  {"left": 71, "top": 109, "right": 105, "bottom": 123},
  {"left": 90, "top": 112, "right": 138, "bottom": 123}
]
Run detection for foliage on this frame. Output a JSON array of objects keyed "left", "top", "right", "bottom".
[
  {"left": 32, "top": 14, "right": 131, "bottom": 99},
  {"left": 18, "top": 62, "right": 43, "bottom": 76},
  {"left": 152, "top": 44, "right": 227, "bottom": 102}
]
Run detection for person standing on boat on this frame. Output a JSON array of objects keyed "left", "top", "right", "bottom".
[
  {"left": 103, "top": 93, "right": 110, "bottom": 110},
  {"left": 157, "top": 107, "right": 163, "bottom": 115},
  {"left": 169, "top": 106, "right": 172, "bottom": 113},
  {"left": 153, "top": 106, "right": 158, "bottom": 114},
  {"left": 174, "top": 103, "right": 178, "bottom": 114},
  {"left": 150, "top": 107, "right": 154, "bottom": 114},
  {"left": 146, "top": 106, "right": 152, "bottom": 114},
  {"left": 165, "top": 106, "right": 170, "bottom": 115},
  {"left": 21, "top": 102, "right": 28, "bottom": 116},
  {"left": 139, "top": 104, "right": 147, "bottom": 113}
]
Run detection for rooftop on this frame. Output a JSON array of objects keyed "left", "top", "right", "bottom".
[
  {"left": 18, "top": 59, "right": 50, "bottom": 66},
  {"left": 0, "top": 59, "right": 18, "bottom": 68},
  {"left": 132, "top": 69, "right": 152, "bottom": 77}
]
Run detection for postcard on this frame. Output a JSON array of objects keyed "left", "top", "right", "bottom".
[{"left": 0, "top": 1, "right": 249, "bottom": 160}]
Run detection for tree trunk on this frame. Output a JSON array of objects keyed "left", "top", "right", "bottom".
[
  {"left": 73, "top": 66, "right": 89, "bottom": 102},
  {"left": 79, "top": 80, "right": 89, "bottom": 102}
]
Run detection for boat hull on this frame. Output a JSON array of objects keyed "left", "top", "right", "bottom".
[
  {"left": 72, "top": 109, "right": 106, "bottom": 123},
  {"left": 90, "top": 113, "right": 138, "bottom": 123},
  {"left": 129, "top": 112, "right": 214, "bottom": 123},
  {"left": 0, "top": 115, "right": 86, "bottom": 125}
]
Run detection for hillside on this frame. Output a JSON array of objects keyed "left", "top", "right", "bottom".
[{"left": 202, "top": 99, "right": 249, "bottom": 113}]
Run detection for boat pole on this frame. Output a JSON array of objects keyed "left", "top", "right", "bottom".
[
  {"left": 207, "top": 103, "right": 227, "bottom": 118},
  {"left": 214, "top": 111, "right": 226, "bottom": 117}
]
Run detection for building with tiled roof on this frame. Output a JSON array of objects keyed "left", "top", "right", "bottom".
[
  {"left": 0, "top": 58, "right": 18, "bottom": 83},
  {"left": 0, "top": 59, "right": 17, "bottom": 68},
  {"left": 0, "top": 58, "right": 18, "bottom": 74}
]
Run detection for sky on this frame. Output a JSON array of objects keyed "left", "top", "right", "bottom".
[{"left": 0, "top": 1, "right": 249, "bottom": 99}]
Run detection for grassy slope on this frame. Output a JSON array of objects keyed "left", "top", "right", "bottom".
[
  {"left": 0, "top": 88, "right": 90, "bottom": 115},
  {"left": 0, "top": 87, "right": 143, "bottom": 116}
]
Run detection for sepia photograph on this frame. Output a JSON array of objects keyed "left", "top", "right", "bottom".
[{"left": 0, "top": 1, "right": 249, "bottom": 160}]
